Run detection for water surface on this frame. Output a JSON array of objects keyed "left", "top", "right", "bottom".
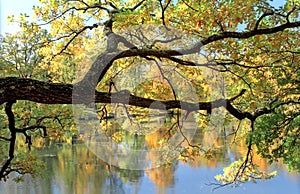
[{"left": 0, "top": 143, "right": 299, "bottom": 194}]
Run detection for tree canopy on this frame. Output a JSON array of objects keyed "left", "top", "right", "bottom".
[{"left": 0, "top": 0, "right": 299, "bottom": 187}]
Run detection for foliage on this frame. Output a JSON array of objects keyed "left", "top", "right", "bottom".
[
  {"left": 0, "top": 24, "right": 48, "bottom": 79},
  {"left": 0, "top": 0, "right": 300, "bottom": 188},
  {"left": 9, "top": 152, "right": 46, "bottom": 182},
  {"left": 254, "top": 106, "right": 300, "bottom": 171},
  {"left": 214, "top": 157, "right": 278, "bottom": 188}
]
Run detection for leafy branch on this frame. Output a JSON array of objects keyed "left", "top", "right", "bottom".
[{"left": 0, "top": 100, "right": 50, "bottom": 180}]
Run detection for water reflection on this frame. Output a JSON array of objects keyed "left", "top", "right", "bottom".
[{"left": 0, "top": 142, "right": 299, "bottom": 194}]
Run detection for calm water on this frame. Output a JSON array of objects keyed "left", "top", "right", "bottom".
[{"left": 0, "top": 142, "right": 299, "bottom": 194}]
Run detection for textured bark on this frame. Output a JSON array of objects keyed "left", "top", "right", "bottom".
[
  {"left": 0, "top": 77, "right": 251, "bottom": 120},
  {"left": 0, "top": 77, "right": 74, "bottom": 105}
]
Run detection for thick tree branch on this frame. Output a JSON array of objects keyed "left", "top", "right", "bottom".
[
  {"left": 0, "top": 77, "right": 249, "bottom": 120},
  {"left": 79, "top": 19, "right": 300, "bottom": 86}
]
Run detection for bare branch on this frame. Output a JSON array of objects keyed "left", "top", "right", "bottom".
[
  {"left": 129, "top": 0, "right": 147, "bottom": 11},
  {"left": 152, "top": 58, "right": 177, "bottom": 100},
  {"left": 181, "top": 0, "right": 198, "bottom": 12},
  {"left": 39, "top": 4, "right": 110, "bottom": 26},
  {"left": 52, "top": 23, "right": 101, "bottom": 57},
  {"left": 254, "top": 11, "right": 275, "bottom": 30},
  {"left": 228, "top": 89, "right": 246, "bottom": 102},
  {"left": 159, "top": 0, "right": 171, "bottom": 28},
  {"left": 0, "top": 136, "right": 11, "bottom": 141},
  {"left": 286, "top": 6, "right": 300, "bottom": 23}
]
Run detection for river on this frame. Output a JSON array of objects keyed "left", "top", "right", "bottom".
[
  {"left": 1, "top": 111, "right": 300, "bottom": 194},
  {"left": 0, "top": 141, "right": 299, "bottom": 194}
]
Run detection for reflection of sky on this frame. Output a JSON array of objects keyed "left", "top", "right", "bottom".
[
  {"left": 172, "top": 163, "right": 300, "bottom": 194},
  {"left": 133, "top": 162, "right": 300, "bottom": 194},
  {"left": 0, "top": 145, "right": 299, "bottom": 194}
]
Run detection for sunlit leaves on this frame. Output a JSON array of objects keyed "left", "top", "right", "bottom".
[
  {"left": 0, "top": 23, "right": 49, "bottom": 79},
  {"left": 214, "top": 158, "right": 277, "bottom": 186},
  {"left": 1, "top": 0, "right": 300, "bottom": 185}
]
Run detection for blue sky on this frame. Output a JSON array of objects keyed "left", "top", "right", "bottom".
[{"left": 0, "top": 0, "right": 39, "bottom": 34}]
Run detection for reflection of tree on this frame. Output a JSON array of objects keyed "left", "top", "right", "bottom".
[
  {"left": 37, "top": 144, "right": 109, "bottom": 193},
  {"left": 146, "top": 163, "right": 177, "bottom": 189},
  {"left": 184, "top": 119, "right": 277, "bottom": 189},
  {"left": 32, "top": 143, "right": 146, "bottom": 193},
  {"left": 103, "top": 167, "right": 126, "bottom": 194},
  {"left": 186, "top": 126, "right": 270, "bottom": 172},
  {"left": 23, "top": 114, "right": 280, "bottom": 192}
]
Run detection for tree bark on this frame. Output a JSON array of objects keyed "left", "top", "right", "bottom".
[{"left": 0, "top": 77, "right": 251, "bottom": 120}]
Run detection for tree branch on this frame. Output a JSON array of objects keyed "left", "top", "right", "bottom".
[
  {"left": 0, "top": 136, "right": 11, "bottom": 141},
  {"left": 0, "top": 77, "right": 249, "bottom": 120},
  {"left": 254, "top": 11, "right": 275, "bottom": 30},
  {"left": 0, "top": 100, "right": 17, "bottom": 180}
]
